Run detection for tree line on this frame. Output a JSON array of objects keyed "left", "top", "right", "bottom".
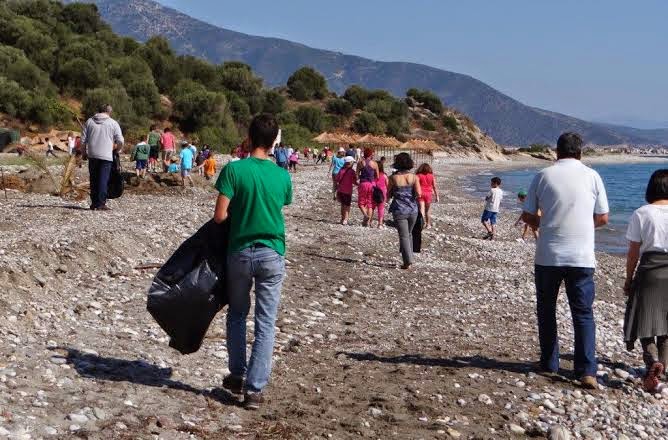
[{"left": 0, "top": 0, "right": 454, "bottom": 149}]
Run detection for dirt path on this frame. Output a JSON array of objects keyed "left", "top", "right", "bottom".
[{"left": 0, "top": 160, "right": 665, "bottom": 439}]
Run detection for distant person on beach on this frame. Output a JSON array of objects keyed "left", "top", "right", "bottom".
[
  {"left": 45, "top": 138, "right": 57, "bottom": 158},
  {"left": 147, "top": 125, "right": 161, "bottom": 173},
  {"left": 416, "top": 163, "right": 439, "bottom": 229},
  {"left": 81, "top": 104, "right": 124, "bottom": 211},
  {"left": 521, "top": 132, "right": 609, "bottom": 389},
  {"left": 346, "top": 145, "right": 355, "bottom": 158},
  {"left": 481, "top": 177, "right": 503, "bottom": 240},
  {"left": 67, "top": 132, "right": 76, "bottom": 155},
  {"left": 274, "top": 143, "right": 288, "bottom": 169},
  {"left": 357, "top": 148, "right": 379, "bottom": 227},
  {"left": 623, "top": 169, "right": 668, "bottom": 393},
  {"left": 179, "top": 143, "right": 194, "bottom": 187},
  {"left": 160, "top": 127, "right": 176, "bottom": 172},
  {"left": 203, "top": 155, "right": 216, "bottom": 180},
  {"left": 373, "top": 161, "right": 389, "bottom": 228},
  {"left": 288, "top": 150, "right": 299, "bottom": 173},
  {"left": 388, "top": 152, "right": 421, "bottom": 269},
  {"left": 329, "top": 148, "right": 346, "bottom": 200},
  {"left": 167, "top": 158, "right": 179, "bottom": 174},
  {"left": 130, "top": 140, "right": 150, "bottom": 179},
  {"left": 214, "top": 114, "right": 292, "bottom": 410},
  {"left": 515, "top": 190, "right": 539, "bottom": 241},
  {"left": 336, "top": 156, "right": 357, "bottom": 225}
]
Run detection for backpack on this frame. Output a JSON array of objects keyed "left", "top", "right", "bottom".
[{"left": 372, "top": 186, "right": 384, "bottom": 204}]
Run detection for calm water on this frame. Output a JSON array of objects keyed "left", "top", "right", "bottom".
[{"left": 464, "top": 160, "right": 668, "bottom": 254}]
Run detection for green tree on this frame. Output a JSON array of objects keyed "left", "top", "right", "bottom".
[
  {"left": 294, "top": 105, "right": 325, "bottom": 133},
  {"left": 58, "top": 58, "right": 102, "bottom": 96},
  {"left": 262, "top": 90, "right": 286, "bottom": 114},
  {"left": 281, "top": 123, "right": 313, "bottom": 148},
  {"left": 81, "top": 84, "right": 136, "bottom": 128},
  {"left": 218, "top": 63, "right": 263, "bottom": 97},
  {"left": 171, "top": 79, "right": 228, "bottom": 133},
  {"left": 352, "top": 112, "right": 384, "bottom": 135},
  {"left": 442, "top": 114, "right": 459, "bottom": 132},
  {"left": 287, "top": 67, "right": 328, "bottom": 101},
  {"left": 326, "top": 98, "right": 353, "bottom": 117},
  {"left": 60, "top": 3, "right": 107, "bottom": 34},
  {"left": 407, "top": 88, "right": 444, "bottom": 115},
  {"left": 343, "top": 85, "right": 369, "bottom": 109}
]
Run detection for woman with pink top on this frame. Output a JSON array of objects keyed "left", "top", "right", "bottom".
[
  {"left": 335, "top": 156, "right": 357, "bottom": 225},
  {"left": 356, "top": 147, "right": 379, "bottom": 227},
  {"left": 416, "top": 163, "right": 439, "bottom": 229},
  {"left": 373, "top": 161, "right": 389, "bottom": 228}
]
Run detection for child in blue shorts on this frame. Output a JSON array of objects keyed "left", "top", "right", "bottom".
[{"left": 481, "top": 177, "right": 503, "bottom": 240}]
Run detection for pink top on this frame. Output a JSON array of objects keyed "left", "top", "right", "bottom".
[
  {"left": 376, "top": 172, "right": 388, "bottom": 197},
  {"left": 336, "top": 167, "right": 356, "bottom": 195},
  {"left": 418, "top": 173, "right": 434, "bottom": 196},
  {"left": 160, "top": 132, "right": 176, "bottom": 151}
]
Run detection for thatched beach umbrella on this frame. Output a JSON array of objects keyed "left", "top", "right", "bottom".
[{"left": 399, "top": 139, "right": 440, "bottom": 164}]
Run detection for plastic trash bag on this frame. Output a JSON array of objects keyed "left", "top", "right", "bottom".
[
  {"left": 412, "top": 212, "right": 423, "bottom": 253},
  {"left": 147, "top": 220, "right": 229, "bottom": 354},
  {"left": 107, "top": 152, "right": 124, "bottom": 200}
]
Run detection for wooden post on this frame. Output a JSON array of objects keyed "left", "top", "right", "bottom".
[{"left": 1, "top": 165, "right": 7, "bottom": 200}]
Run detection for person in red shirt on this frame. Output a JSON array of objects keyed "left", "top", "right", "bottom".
[
  {"left": 416, "top": 163, "right": 439, "bottom": 229},
  {"left": 160, "top": 127, "right": 176, "bottom": 172}
]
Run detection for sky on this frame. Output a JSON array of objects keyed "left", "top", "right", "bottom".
[{"left": 157, "top": 0, "right": 668, "bottom": 128}]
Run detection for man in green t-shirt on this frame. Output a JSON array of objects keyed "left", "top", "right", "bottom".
[{"left": 213, "top": 114, "right": 292, "bottom": 410}]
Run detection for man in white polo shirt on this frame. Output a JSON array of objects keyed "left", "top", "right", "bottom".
[{"left": 522, "top": 132, "right": 609, "bottom": 389}]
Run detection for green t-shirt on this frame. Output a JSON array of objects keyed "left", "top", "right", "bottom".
[{"left": 215, "top": 157, "right": 293, "bottom": 255}]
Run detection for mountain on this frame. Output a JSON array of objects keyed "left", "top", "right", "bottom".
[{"left": 70, "top": 0, "right": 667, "bottom": 146}]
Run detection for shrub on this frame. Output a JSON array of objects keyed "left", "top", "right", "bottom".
[
  {"left": 276, "top": 111, "right": 297, "bottom": 126},
  {"left": 218, "top": 63, "right": 263, "bottom": 97},
  {"left": 294, "top": 105, "right": 325, "bottom": 133},
  {"left": 287, "top": 67, "right": 328, "bottom": 101},
  {"left": 421, "top": 119, "right": 437, "bottom": 131},
  {"left": 172, "top": 80, "right": 228, "bottom": 133},
  {"left": 325, "top": 98, "right": 353, "bottom": 117},
  {"left": 407, "top": 88, "right": 444, "bottom": 115},
  {"left": 227, "top": 92, "right": 251, "bottom": 124},
  {"left": 343, "top": 85, "right": 369, "bottom": 109},
  {"left": 60, "top": 3, "right": 107, "bottom": 34},
  {"left": 262, "top": 90, "right": 286, "bottom": 114},
  {"left": 442, "top": 114, "right": 459, "bottom": 132},
  {"left": 57, "top": 58, "right": 102, "bottom": 96},
  {"left": 352, "top": 112, "right": 384, "bottom": 135},
  {"left": 281, "top": 123, "right": 313, "bottom": 148},
  {"left": 81, "top": 84, "right": 136, "bottom": 128}
]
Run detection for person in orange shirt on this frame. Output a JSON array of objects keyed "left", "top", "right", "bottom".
[{"left": 203, "top": 156, "right": 217, "bottom": 180}]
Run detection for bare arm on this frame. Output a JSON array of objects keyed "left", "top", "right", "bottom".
[
  {"left": 624, "top": 241, "right": 641, "bottom": 295},
  {"left": 213, "top": 194, "right": 231, "bottom": 224},
  {"left": 594, "top": 213, "right": 609, "bottom": 228},
  {"left": 387, "top": 175, "right": 395, "bottom": 197},
  {"left": 521, "top": 212, "right": 540, "bottom": 229},
  {"left": 413, "top": 175, "right": 422, "bottom": 199},
  {"left": 432, "top": 176, "right": 439, "bottom": 201}
]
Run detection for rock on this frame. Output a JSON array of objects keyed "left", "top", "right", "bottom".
[
  {"left": 478, "top": 394, "right": 493, "bottom": 405},
  {"left": 338, "top": 285, "right": 347, "bottom": 293},
  {"left": 43, "top": 426, "right": 57, "bottom": 436},
  {"left": 509, "top": 424, "right": 525, "bottom": 435},
  {"left": 67, "top": 413, "right": 89, "bottom": 424},
  {"left": 93, "top": 407, "right": 107, "bottom": 420},
  {"left": 447, "top": 428, "right": 462, "bottom": 438},
  {"left": 549, "top": 425, "right": 572, "bottom": 440},
  {"left": 368, "top": 407, "right": 382, "bottom": 418},
  {"left": 614, "top": 368, "right": 630, "bottom": 380}
]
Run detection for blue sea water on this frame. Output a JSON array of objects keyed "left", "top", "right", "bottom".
[{"left": 465, "top": 160, "right": 668, "bottom": 254}]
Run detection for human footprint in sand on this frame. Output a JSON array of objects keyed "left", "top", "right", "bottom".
[{"left": 623, "top": 169, "right": 668, "bottom": 393}]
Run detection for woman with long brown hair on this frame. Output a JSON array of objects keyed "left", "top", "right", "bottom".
[{"left": 416, "top": 163, "right": 439, "bottom": 229}]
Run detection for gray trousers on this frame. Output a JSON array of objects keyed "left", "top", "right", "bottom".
[{"left": 393, "top": 213, "right": 418, "bottom": 266}]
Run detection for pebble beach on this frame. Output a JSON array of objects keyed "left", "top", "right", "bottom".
[{"left": 0, "top": 156, "right": 666, "bottom": 439}]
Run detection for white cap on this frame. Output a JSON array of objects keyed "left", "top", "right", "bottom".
[{"left": 344, "top": 156, "right": 355, "bottom": 163}]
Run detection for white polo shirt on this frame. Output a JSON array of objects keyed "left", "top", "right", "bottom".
[{"left": 524, "top": 159, "right": 609, "bottom": 268}]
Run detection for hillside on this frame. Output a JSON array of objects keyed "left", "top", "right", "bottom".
[{"left": 70, "top": 0, "right": 668, "bottom": 146}]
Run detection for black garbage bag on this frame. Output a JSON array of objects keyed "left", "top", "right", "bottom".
[
  {"left": 107, "top": 152, "right": 124, "bottom": 200},
  {"left": 412, "top": 212, "right": 424, "bottom": 253},
  {"left": 147, "top": 220, "right": 229, "bottom": 354}
]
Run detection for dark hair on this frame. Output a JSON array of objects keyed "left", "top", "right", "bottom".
[
  {"left": 150, "top": 124, "right": 157, "bottom": 131},
  {"left": 378, "top": 161, "right": 385, "bottom": 175},
  {"left": 249, "top": 114, "right": 279, "bottom": 149},
  {"left": 164, "top": 127, "right": 171, "bottom": 133},
  {"left": 380, "top": 156, "right": 386, "bottom": 162},
  {"left": 393, "top": 152, "right": 414, "bottom": 171},
  {"left": 491, "top": 177, "right": 501, "bottom": 186},
  {"left": 416, "top": 163, "right": 433, "bottom": 175},
  {"left": 556, "top": 132, "right": 583, "bottom": 159},
  {"left": 363, "top": 147, "right": 374, "bottom": 158},
  {"left": 646, "top": 169, "right": 668, "bottom": 203}
]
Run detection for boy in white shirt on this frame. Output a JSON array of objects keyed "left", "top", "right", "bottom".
[{"left": 481, "top": 177, "right": 503, "bottom": 240}]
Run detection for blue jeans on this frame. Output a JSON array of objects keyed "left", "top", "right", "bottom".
[
  {"left": 535, "top": 265, "right": 597, "bottom": 377},
  {"left": 226, "top": 245, "right": 285, "bottom": 393},
  {"left": 88, "top": 158, "right": 112, "bottom": 209}
]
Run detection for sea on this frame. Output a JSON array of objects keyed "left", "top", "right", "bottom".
[{"left": 464, "top": 160, "right": 668, "bottom": 254}]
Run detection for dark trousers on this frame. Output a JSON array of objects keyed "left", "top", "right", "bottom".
[
  {"left": 88, "top": 158, "right": 112, "bottom": 209},
  {"left": 535, "top": 265, "right": 597, "bottom": 377}
]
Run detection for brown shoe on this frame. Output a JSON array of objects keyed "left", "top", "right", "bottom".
[
  {"left": 222, "top": 374, "right": 244, "bottom": 395},
  {"left": 643, "top": 362, "right": 664, "bottom": 393},
  {"left": 580, "top": 375, "right": 598, "bottom": 389},
  {"left": 243, "top": 392, "right": 264, "bottom": 410}
]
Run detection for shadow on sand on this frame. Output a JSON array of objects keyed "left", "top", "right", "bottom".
[{"left": 54, "top": 347, "right": 239, "bottom": 405}]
